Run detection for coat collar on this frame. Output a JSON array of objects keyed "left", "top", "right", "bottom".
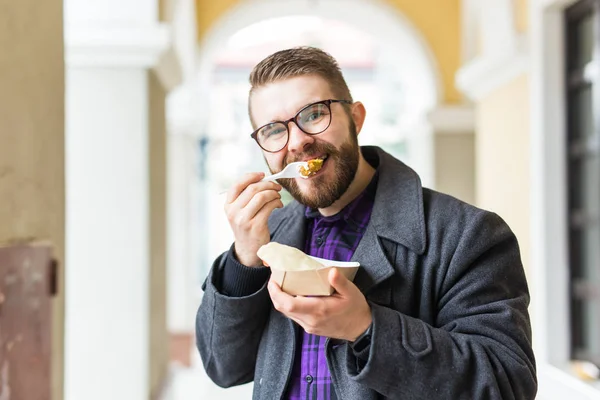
[{"left": 362, "top": 146, "right": 427, "bottom": 255}]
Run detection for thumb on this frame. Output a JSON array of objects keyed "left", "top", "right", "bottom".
[{"left": 328, "top": 268, "right": 353, "bottom": 296}]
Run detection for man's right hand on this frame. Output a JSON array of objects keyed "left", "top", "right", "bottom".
[{"left": 225, "top": 172, "right": 283, "bottom": 266}]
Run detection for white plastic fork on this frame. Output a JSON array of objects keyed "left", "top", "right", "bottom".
[
  {"left": 261, "top": 161, "right": 309, "bottom": 182},
  {"left": 218, "top": 161, "right": 309, "bottom": 195}
]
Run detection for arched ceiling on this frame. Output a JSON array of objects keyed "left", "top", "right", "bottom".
[{"left": 195, "top": 0, "right": 462, "bottom": 103}]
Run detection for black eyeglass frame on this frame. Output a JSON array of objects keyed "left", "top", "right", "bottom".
[{"left": 250, "top": 99, "right": 353, "bottom": 153}]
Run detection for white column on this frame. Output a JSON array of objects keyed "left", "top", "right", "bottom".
[
  {"left": 163, "top": 0, "right": 201, "bottom": 364},
  {"left": 167, "top": 130, "right": 199, "bottom": 334},
  {"left": 65, "top": 68, "right": 151, "bottom": 400},
  {"left": 63, "top": 3, "right": 170, "bottom": 399}
]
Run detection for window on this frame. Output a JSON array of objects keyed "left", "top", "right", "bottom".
[{"left": 565, "top": 0, "right": 600, "bottom": 365}]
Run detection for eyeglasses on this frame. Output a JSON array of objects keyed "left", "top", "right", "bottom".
[{"left": 250, "top": 99, "right": 352, "bottom": 153}]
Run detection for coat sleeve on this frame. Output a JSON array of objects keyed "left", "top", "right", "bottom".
[
  {"left": 195, "top": 250, "right": 272, "bottom": 388},
  {"left": 345, "top": 212, "right": 537, "bottom": 399}
]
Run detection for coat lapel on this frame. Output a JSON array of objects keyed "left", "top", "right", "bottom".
[
  {"left": 363, "top": 146, "right": 427, "bottom": 255},
  {"left": 350, "top": 146, "right": 428, "bottom": 294},
  {"left": 351, "top": 222, "right": 395, "bottom": 295}
]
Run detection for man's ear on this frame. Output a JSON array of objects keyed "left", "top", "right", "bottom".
[{"left": 351, "top": 102, "right": 367, "bottom": 135}]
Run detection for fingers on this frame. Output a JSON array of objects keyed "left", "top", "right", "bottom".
[
  {"left": 268, "top": 280, "right": 293, "bottom": 311},
  {"left": 268, "top": 281, "right": 298, "bottom": 315},
  {"left": 269, "top": 272, "right": 369, "bottom": 341},
  {"left": 268, "top": 280, "right": 320, "bottom": 315},
  {"left": 236, "top": 181, "right": 282, "bottom": 209},
  {"left": 241, "top": 190, "right": 282, "bottom": 221},
  {"left": 223, "top": 173, "right": 283, "bottom": 267},
  {"left": 252, "top": 197, "right": 284, "bottom": 224},
  {"left": 226, "top": 172, "right": 264, "bottom": 204},
  {"left": 224, "top": 173, "right": 283, "bottom": 238},
  {"left": 228, "top": 197, "right": 282, "bottom": 238},
  {"left": 227, "top": 173, "right": 282, "bottom": 208},
  {"left": 328, "top": 268, "right": 354, "bottom": 296},
  {"left": 268, "top": 282, "right": 331, "bottom": 336}
]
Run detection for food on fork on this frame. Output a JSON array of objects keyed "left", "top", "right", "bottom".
[{"left": 298, "top": 158, "right": 324, "bottom": 177}]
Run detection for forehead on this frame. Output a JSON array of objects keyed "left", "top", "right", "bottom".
[{"left": 250, "top": 75, "right": 335, "bottom": 127}]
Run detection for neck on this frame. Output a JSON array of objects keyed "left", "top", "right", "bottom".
[{"left": 318, "top": 153, "right": 375, "bottom": 217}]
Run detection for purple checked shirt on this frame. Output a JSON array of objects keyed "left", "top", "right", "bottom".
[{"left": 285, "top": 174, "right": 377, "bottom": 400}]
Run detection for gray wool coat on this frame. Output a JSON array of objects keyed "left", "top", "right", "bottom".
[{"left": 196, "top": 146, "right": 537, "bottom": 399}]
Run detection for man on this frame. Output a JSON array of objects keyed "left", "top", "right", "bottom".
[{"left": 196, "top": 47, "right": 537, "bottom": 399}]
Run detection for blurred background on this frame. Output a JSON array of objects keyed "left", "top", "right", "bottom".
[{"left": 1, "top": 0, "right": 599, "bottom": 399}]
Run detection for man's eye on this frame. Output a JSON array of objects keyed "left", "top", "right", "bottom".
[
  {"left": 261, "top": 125, "right": 285, "bottom": 138},
  {"left": 268, "top": 128, "right": 284, "bottom": 136},
  {"left": 306, "top": 112, "right": 323, "bottom": 121},
  {"left": 301, "top": 105, "right": 328, "bottom": 123}
]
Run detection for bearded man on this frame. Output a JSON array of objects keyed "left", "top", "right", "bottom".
[{"left": 196, "top": 47, "right": 537, "bottom": 400}]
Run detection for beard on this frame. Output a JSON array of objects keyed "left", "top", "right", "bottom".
[{"left": 268, "top": 123, "right": 360, "bottom": 209}]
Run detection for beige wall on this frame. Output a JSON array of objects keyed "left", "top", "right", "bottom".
[
  {"left": 0, "top": 0, "right": 65, "bottom": 399},
  {"left": 434, "top": 133, "right": 475, "bottom": 205},
  {"left": 149, "top": 71, "right": 169, "bottom": 400},
  {"left": 476, "top": 74, "right": 531, "bottom": 278}
]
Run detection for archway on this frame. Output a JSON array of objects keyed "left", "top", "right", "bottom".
[{"left": 196, "top": 0, "right": 442, "bottom": 124}]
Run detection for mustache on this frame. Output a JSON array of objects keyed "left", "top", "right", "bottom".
[{"left": 284, "top": 141, "right": 339, "bottom": 166}]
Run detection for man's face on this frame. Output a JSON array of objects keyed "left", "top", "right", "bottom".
[{"left": 250, "top": 75, "right": 360, "bottom": 209}]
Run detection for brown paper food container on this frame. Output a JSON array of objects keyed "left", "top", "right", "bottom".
[{"left": 270, "top": 257, "right": 360, "bottom": 296}]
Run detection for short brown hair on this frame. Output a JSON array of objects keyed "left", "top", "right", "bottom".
[{"left": 248, "top": 47, "right": 353, "bottom": 124}]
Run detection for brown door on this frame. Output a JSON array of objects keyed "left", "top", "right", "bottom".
[{"left": 0, "top": 243, "right": 56, "bottom": 400}]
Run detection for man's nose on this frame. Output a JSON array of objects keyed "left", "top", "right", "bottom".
[{"left": 286, "top": 122, "right": 314, "bottom": 153}]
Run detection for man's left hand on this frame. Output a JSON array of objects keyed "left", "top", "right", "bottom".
[{"left": 267, "top": 268, "right": 372, "bottom": 341}]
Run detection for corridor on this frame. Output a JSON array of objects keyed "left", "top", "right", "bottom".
[{"left": 2, "top": 0, "right": 600, "bottom": 398}]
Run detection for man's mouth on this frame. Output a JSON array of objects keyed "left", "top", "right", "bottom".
[
  {"left": 315, "top": 155, "right": 329, "bottom": 174},
  {"left": 304, "top": 154, "right": 328, "bottom": 162},
  {"left": 298, "top": 154, "right": 329, "bottom": 178}
]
